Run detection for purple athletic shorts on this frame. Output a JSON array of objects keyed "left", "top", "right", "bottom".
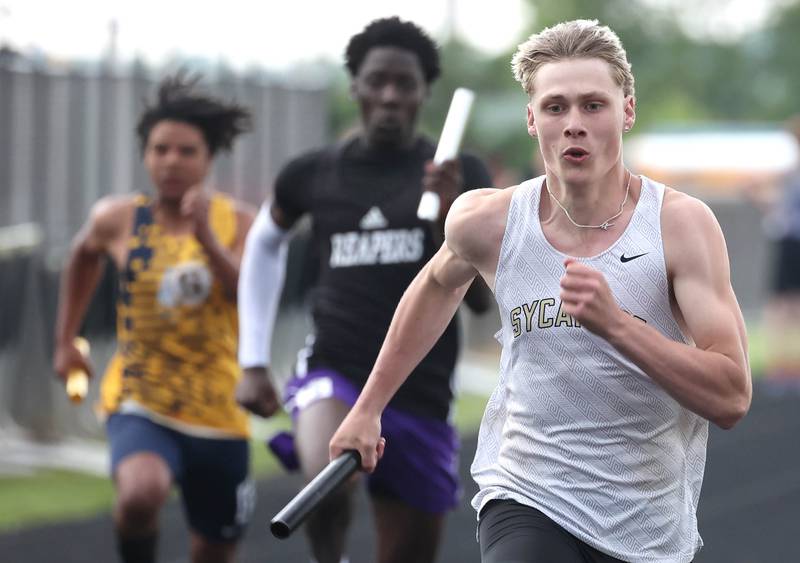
[{"left": 268, "top": 367, "right": 461, "bottom": 514}]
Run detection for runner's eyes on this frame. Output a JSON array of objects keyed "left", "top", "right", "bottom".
[
  {"left": 544, "top": 102, "right": 603, "bottom": 113},
  {"left": 364, "top": 75, "right": 419, "bottom": 93},
  {"left": 150, "top": 145, "right": 198, "bottom": 157}
]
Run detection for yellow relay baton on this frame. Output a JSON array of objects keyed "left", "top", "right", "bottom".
[{"left": 66, "top": 336, "right": 91, "bottom": 404}]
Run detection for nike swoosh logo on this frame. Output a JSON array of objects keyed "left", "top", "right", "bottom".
[{"left": 620, "top": 252, "right": 648, "bottom": 263}]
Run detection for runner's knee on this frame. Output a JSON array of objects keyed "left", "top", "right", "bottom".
[{"left": 115, "top": 454, "right": 171, "bottom": 526}]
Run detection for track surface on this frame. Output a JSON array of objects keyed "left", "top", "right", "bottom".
[{"left": 1, "top": 381, "right": 797, "bottom": 562}]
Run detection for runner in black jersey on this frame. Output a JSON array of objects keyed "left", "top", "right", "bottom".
[{"left": 236, "top": 17, "right": 492, "bottom": 563}]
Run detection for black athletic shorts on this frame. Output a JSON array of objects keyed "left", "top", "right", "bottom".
[{"left": 478, "top": 499, "right": 625, "bottom": 563}]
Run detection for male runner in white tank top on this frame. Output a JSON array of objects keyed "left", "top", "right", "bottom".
[{"left": 330, "top": 19, "right": 751, "bottom": 563}]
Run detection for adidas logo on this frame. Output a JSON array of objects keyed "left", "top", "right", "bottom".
[{"left": 359, "top": 206, "right": 388, "bottom": 230}]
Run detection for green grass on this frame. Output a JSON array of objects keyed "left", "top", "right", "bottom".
[
  {"left": 0, "top": 470, "right": 114, "bottom": 531},
  {"left": 452, "top": 391, "right": 490, "bottom": 430},
  {"left": 0, "top": 393, "right": 491, "bottom": 533}
]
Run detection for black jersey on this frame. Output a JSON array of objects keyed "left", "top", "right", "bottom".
[{"left": 274, "top": 135, "right": 492, "bottom": 420}]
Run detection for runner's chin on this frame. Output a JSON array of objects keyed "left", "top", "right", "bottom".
[{"left": 370, "top": 122, "right": 405, "bottom": 146}]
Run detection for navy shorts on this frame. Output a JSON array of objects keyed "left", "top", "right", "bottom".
[
  {"left": 273, "top": 367, "right": 460, "bottom": 514},
  {"left": 773, "top": 235, "right": 800, "bottom": 294},
  {"left": 106, "top": 414, "right": 254, "bottom": 542}
]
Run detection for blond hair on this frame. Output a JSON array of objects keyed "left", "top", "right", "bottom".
[{"left": 512, "top": 19, "right": 635, "bottom": 99}]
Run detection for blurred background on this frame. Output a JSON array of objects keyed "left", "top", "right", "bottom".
[{"left": 1, "top": 0, "right": 799, "bottom": 561}]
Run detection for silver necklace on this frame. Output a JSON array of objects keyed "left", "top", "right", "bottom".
[{"left": 545, "top": 171, "right": 632, "bottom": 231}]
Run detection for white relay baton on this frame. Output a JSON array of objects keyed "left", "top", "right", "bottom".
[{"left": 417, "top": 87, "right": 475, "bottom": 221}]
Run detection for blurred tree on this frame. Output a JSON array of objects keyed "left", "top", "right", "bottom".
[
  {"left": 322, "top": 0, "right": 800, "bottom": 177},
  {"left": 752, "top": 0, "right": 800, "bottom": 120}
]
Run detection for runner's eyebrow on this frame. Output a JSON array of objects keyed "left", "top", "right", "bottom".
[{"left": 538, "top": 91, "right": 611, "bottom": 103}]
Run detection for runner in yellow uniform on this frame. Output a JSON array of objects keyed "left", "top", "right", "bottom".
[
  {"left": 101, "top": 191, "right": 248, "bottom": 436},
  {"left": 53, "top": 75, "right": 259, "bottom": 563}
]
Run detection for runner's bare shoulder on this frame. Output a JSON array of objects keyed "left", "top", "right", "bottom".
[
  {"left": 82, "top": 194, "right": 137, "bottom": 249},
  {"left": 445, "top": 187, "right": 516, "bottom": 264}
]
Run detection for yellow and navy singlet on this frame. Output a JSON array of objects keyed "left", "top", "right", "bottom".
[{"left": 100, "top": 193, "right": 249, "bottom": 438}]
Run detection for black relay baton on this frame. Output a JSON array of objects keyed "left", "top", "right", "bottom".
[{"left": 270, "top": 449, "right": 362, "bottom": 539}]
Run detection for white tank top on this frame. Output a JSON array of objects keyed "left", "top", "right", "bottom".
[{"left": 472, "top": 176, "right": 708, "bottom": 562}]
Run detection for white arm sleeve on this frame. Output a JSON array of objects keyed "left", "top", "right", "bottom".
[{"left": 237, "top": 204, "right": 291, "bottom": 368}]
